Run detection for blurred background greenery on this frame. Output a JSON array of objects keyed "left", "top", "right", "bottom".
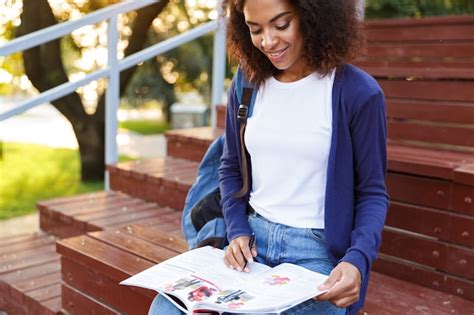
[{"left": 1, "top": 0, "right": 473, "bottom": 220}]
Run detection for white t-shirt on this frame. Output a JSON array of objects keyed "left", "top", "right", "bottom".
[{"left": 245, "top": 71, "right": 334, "bottom": 229}]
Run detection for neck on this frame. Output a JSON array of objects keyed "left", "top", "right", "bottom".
[{"left": 274, "top": 66, "right": 315, "bottom": 82}]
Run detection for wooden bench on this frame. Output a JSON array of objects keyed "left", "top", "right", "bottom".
[{"left": 353, "top": 14, "right": 474, "bottom": 303}]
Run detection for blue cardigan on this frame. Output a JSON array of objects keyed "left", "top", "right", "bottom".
[{"left": 218, "top": 64, "right": 389, "bottom": 314}]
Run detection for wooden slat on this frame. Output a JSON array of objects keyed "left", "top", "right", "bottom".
[
  {"left": 366, "top": 42, "right": 474, "bottom": 58},
  {"left": 452, "top": 183, "right": 474, "bottom": 216},
  {"left": 363, "top": 272, "right": 474, "bottom": 314},
  {"left": 62, "top": 282, "right": 119, "bottom": 315},
  {"left": 385, "top": 201, "right": 474, "bottom": 247},
  {"left": 25, "top": 283, "right": 61, "bottom": 303},
  {"left": 454, "top": 164, "right": 474, "bottom": 186},
  {"left": 380, "top": 228, "right": 474, "bottom": 279},
  {"left": 61, "top": 257, "right": 153, "bottom": 315},
  {"left": 41, "top": 296, "right": 63, "bottom": 315},
  {"left": 0, "top": 245, "right": 58, "bottom": 275},
  {"left": 87, "top": 230, "right": 181, "bottom": 264},
  {"left": 387, "top": 144, "right": 474, "bottom": 180},
  {"left": 365, "top": 15, "right": 474, "bottom": 42},
  {"left": 88, "top": 206, "right": 173, "bottom": 229},
  {"left": 388, "top": 121, "right": 474, "bottom": 147},
  {"left": 0, "top": 232, "right": 47, "bottom": 248},
  {"left": 36, "top": 191, "right": 113, "bottom": 210},
  {"left": 75, "top": 202, "right": 158, "bottom": 224},
  {"left": 0, "top": 259, "right": 60, "bottom": 293},
  {"left": 386, "top": 99, "right": 474, "bottom": 124},
  {"left": 57, "top": 235, "right": 154, "bottom": 280},
  {"left": 0, "top": 235, "right": 56, "bottom": 256},
  {"left": 386, "top": 173, "right": 451, "bottom": 210},
  {"left": 374, "top": 254, "right": 474, "bottom": 301},
  {"left": 379, "top": 79, "right": 474, "bottom": 102},
  {"left": 9, "top": 272, "right": 61, "bottom": 304},
  {"left": 359, "top": 65, "right": 474, "bottom": 79},
  {"left": 117, "top": 224, "right": 188, "bottom": 253}
]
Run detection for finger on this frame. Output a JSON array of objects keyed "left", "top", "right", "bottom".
[
  {"left": 318, "top": 276, "right": 358, "bottom": 302},
  {"left": 317, "top": 278, "right": 346, "bottom": 301},
  {"left": 318, "top": 269, "right": 340, "bottom": 290},
  {"left": 241, "top": 241, "right": 254, "bottom": 266},
  {"left": 251, "top": 243, "right": 257, "bottom": 257},
  {"left": 232, "top": 244, "right": 246, "bottom": 271},
  {"left": 225, "top": 247, "right": 239, "bottom": 270},
  {"left": 332, "top": 294, "right": 359, "bottom": 308},
  {"left": 223, "top": 256, "right": 235, "bottom": 270}
]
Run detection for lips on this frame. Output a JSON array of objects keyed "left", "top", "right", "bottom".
[{"left": 266, "top": 47, "right": 288, "bottom": 62}]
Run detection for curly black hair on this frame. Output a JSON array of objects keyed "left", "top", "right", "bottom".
[{"left": 223, "top": 0, "right": 365, "bottom": 86}]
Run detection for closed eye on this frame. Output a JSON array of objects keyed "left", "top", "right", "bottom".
[
  {"left": 250, "top": 29, "right": 262, "bottom": 35},
  {"left": 276, "top": 22, "right": 290, "bottom": 31}
]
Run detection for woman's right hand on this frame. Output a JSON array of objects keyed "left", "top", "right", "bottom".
[{"left": 224, "top": 236, "right": 257, "bottom": 273}]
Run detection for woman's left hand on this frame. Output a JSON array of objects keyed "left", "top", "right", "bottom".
[{"left": 315, "top": 262, "right": 361, "bottom": 308}]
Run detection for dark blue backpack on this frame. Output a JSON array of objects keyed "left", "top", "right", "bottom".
[{"left": 181, "top": 68, "right": 255, "bottom": 249}]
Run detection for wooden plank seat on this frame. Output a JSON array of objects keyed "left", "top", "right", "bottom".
[
  {"left": 56, "top": 223, "right": 474, "bottom": 314},
  {"left": 165, "top": 127, "right": 225, "bottom": 162},
  {"left": 56, "top": 223, "right": 187, "bottom": 314},
  {"left": 107, "top": 156, "right": 200, "bottom": 210},
  {"left": 0, "top": 232, "right": 62, "bottom": 315},
  {"left": 37, "top": 190, "right": 181, "bottom": 239}
]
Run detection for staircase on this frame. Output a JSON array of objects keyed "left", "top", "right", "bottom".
[
  {"left": 0, "top": 106, "right": 225, "bottom": 314},
  {"left": 2, "top": 104, "right": 474, "bottom": 314}
]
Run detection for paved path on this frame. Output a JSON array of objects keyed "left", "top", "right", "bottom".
[{"left": 1, "top": 99, "right": 166, "bottom": 238}]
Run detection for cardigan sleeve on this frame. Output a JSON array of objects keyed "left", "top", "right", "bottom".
[
  {"left": 340, "top": 87, "right": 389, "bottom": 280},
  {"left": 218, "top": 78, "right": 253, "bottom": 242}
]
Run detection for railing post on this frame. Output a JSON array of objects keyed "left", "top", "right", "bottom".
[
  {"left": 210, "top": 1, "right": 227, "bottom": 128},
  {"left": 358, "top": 0, "right": 366, "bottom": 20},
  {"left": 105, "top": 15, "right": 119, "bottom": 191}
]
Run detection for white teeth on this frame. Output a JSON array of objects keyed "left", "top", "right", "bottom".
[{"left": 269, "top": 49, "right": 284, "bottom": 57}]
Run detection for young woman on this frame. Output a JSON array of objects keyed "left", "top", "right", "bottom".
[{"left": 149, "top": 0, "right": 388, "bottom": 314}]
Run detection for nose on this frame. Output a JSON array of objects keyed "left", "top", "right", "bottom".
[{"left": 261, "top": 30, "right": 277, "bottom": 50}]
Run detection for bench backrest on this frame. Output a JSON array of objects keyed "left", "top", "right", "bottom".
[{"left": 355, "top": 15, "right": 474, "bottom": 153}]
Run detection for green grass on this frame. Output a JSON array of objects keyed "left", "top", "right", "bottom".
[
  {"left": 119, "top": 119, "right": 170, "bottom": 135},
  {"left": 0, "top": 143, "right": 132, "bottom": 220}
]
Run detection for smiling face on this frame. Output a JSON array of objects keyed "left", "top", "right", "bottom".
[{"left": 243, "top": 0, "right": 310, "bottom": 81}]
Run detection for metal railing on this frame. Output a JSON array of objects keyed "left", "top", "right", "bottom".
[{"left": 0, "top": 0, "right": 227, "bottom": 189}]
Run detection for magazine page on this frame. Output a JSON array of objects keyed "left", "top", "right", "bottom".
[
  {"left": 120, "top": 246, "right": 270, "bottom": 313},
  {"left": 120, "top": 246, "right": 328, "bottom": 314},
  {"left": 196, "top": 262, "right": 328, "bottom": 313}
]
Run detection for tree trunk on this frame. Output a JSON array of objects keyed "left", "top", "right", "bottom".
[
  {"left": 18, "top": 0, "right": 169, "bottom": 181},
  {"left": 74, "top": 119, "right": 105, "bottom": 181}
]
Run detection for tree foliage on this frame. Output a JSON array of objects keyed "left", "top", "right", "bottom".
[{"left": 366, "top": 0, "right": 474, "bottom": 18}]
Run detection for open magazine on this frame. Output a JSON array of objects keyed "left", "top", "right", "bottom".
[{"left": 120, "top": 246, "right": 328, "bottom": 314}]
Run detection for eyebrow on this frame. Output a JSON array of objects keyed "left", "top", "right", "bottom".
[{"left": 245, "top": 11, "right": 292, "bottom": 26}]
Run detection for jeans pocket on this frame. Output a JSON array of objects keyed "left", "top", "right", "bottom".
[{"left": 307, "top": 228, "right": 325, "bottom": 243}]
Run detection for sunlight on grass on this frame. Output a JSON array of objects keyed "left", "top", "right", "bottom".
[
  {"left": 119, "top": 119, "right": 170, "bottom": 135},
  {"left": 0, "top": 143, "right": 105, "bottom": 220}
]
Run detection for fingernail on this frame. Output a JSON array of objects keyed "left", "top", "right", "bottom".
[
  {"left": 244, "top": 267, "right": 250, "bottom": 273},
  {"left": 237, "top": 267, "right": 242, "bottom": 272}
]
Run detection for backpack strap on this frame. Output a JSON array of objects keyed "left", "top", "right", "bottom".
[{"left": 234, "top": 68, "right": 255, "bottom": 198}]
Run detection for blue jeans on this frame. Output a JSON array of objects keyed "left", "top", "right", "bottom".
[{"left": 148, "top": 213, "right": 346, "bottom": 314}]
